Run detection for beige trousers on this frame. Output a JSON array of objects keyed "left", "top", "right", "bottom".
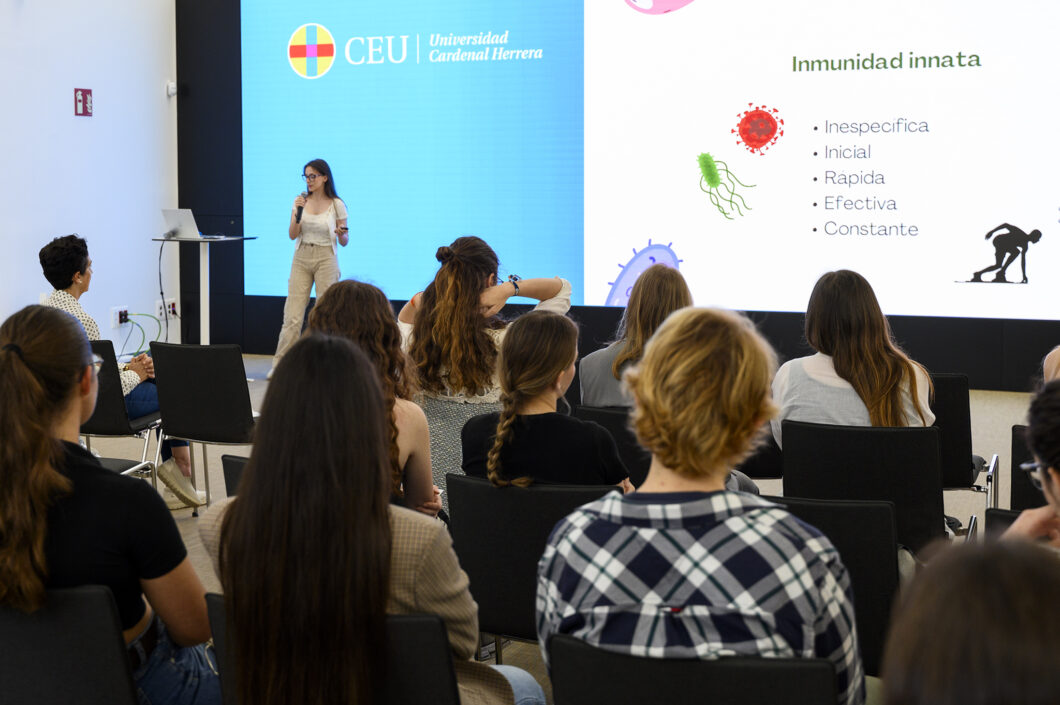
[{"left": 273, "top": 243, "right": 340, "bottom": 364}]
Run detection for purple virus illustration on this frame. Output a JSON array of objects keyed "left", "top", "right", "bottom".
[{"left": 606, "top": 239, "right": 683, "bottom": 307}]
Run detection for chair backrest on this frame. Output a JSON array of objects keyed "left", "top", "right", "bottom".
[
  {"left": 1010, "top": 425, "right": 1045, "bottom": 511},
  {"left": 207, "top": 594, "right": 460, "bottom": 705},
  {"left": 782, "top": 420, "right": 944, "bottom": 554},
  {"left": 572, "top": 405, "right": 651, "bottom": 487},
  {"left": 221, "top": 455, "right": 249, "bottom": 497},
  {"left": 0, "top": 585, "right": 137, "bottom": 705},
  {"left": 81, "top": 340, "right": 135, "bottom": 435},
  {"left": 548, "top": 635, "right": 837, "bottom": 705},
  {"left": 984, "top": 508, "right": 1021, "bottom": 541},
  {"left": 735, "top": 433, "right": 784, "bottom": 479},
  {"left": 764, "top": 496, "right": 897, "bottom": 677},
  {"left": 929, "top": 372, "right": 977, "bottom": 488},
  {"left": 150, "top": 342, "right": 254, "bottom": 443},
  {"left": 446, "top": 473, "right": 611, "bottom": 639}
]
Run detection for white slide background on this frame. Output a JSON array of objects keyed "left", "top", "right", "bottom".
[{"left": 585, "top": 0, "right": 1060, "bottom": 319}]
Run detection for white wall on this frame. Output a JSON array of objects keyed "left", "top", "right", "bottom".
[{"left": 0, "top": 0, "right": 181, "bottom": 350}]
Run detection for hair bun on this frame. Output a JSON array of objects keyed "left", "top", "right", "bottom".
[{"left": 436, "top": 246, "right": 454, "bottom": 263}]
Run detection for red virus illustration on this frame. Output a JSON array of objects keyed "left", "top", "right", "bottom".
[{"left": 733, "top": 103, "right": 784, "bottom": 154}]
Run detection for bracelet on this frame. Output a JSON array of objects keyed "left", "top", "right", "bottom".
[{"left": 508, "top": 274, "right": 521, "bottom": 297}]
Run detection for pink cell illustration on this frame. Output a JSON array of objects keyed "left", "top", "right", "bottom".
[{"left": 625, "top": 0, "right": 697, "bottom": 15}]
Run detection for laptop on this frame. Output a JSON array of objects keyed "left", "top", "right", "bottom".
[{"left": 161, "top": 208, "right": 204, "bottom": 239}]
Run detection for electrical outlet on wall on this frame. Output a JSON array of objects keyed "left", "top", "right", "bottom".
[
  {"left": 110, "top": 306, "right": 129, "bottom": 329},
  {"left": 155, "top": 298, "right": 179, "bottom": 318}
]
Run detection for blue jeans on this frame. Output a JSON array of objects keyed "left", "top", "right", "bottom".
[
  {"left": 124, "top": 380, "right": 188, "bottom": 461},
  {"left": 132, "top": 619, "right": 220, "bottom": 705},
  {"left": 491, "top": 665, "right": 546, "bottom": 705}
]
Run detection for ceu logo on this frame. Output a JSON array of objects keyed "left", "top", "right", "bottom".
[{"left": 288, "top": 24, "right": 336, "bottom": 79}]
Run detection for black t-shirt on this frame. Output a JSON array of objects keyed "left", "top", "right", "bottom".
[
  {"left": 461, "top": 412, "right": 629, "bottom": 486},
  {"left": 44, "top": 442, "right": 188, "bottom": 629}
]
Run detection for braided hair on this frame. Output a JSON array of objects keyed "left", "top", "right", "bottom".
[{"left": 486, "top": 311, "right": 578, "bottom": 487}]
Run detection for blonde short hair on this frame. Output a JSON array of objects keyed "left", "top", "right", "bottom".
[{"left": 625, "top": 307, "right": 778, "bottom": 478}]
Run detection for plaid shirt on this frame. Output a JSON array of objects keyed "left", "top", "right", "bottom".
[{"left": 536, "top": 491, "right": 865, "bottom": 705}]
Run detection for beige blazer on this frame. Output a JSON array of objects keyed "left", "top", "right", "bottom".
[{"left": 199, "top": 499, "right": 514, "bottom": 705}]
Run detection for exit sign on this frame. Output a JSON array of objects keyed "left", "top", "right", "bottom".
[{"left": 74, "top": 88, "right": 93, "bottom": 116}]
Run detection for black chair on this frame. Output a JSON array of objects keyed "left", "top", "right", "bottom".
[
  {"left": 446, "top": 473, "right": 610, "bottom": 661},
  {"left": 984, "top": 507, "right": 1021, "bottom": 541},
  {"left": 572, "top": 405, "right": 651, "bottom": 486},
  {"left": 549, "top": 635, "right": 837, "bottom": 705},
  {"left": 765, "top": 496, "right": 897, "bottom": 677},
  {"left": 81, "top": 340, "right": 159, "bottom": 480},
  {"left": 0, "top": 585, "right": 137, "bottom": 705},
  {"left": 782, "top": 420, "right": 945, "bottom": 554},
  {"left": 150, "top": 342, "right": 256, "bottom": 507},
  {"left": 734, "top": 433, "right": 784, "bottom": 479},
  {"left": 1011, "top": 425, "right": 1044, "bottom": 511},
  {"left": 206, "top": 594, "right": 460, "bottom": 705},
  {"left": 929, "top": 372, "right": 996, "bottom": 509},
  {"left": 221, "top": 454, "right": 249, "bottom": 497}
]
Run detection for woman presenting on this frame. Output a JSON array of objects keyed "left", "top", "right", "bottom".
[{"left": 271, "top": 158, "right": 348, "bottom": 373}]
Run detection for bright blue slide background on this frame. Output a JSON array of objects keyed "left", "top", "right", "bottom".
[{"left": 241, "top": 1, "right": 584, "bottom": 302}]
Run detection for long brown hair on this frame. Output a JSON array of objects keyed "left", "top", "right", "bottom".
[
  {"left": 0, "top": 305, "right": 85, "bottom": 611},
  {"left": 487, "top": 312, "right": 578, "bottom": 487},
  {"left": 409, "top": 236, "right": 503, "bottom": 396},
  {"left": 220, "top": 334, "right": 392, "bottom": 705},
  {"left": 883, "top": 541, "right": 1060, "bottom": 705},
  {"left": 805, "top": 270, "right": 931, "bottom": 427},
  {"left": 308, "top": 279, "right": 415, "bottom": 497},
  {"left": 612, "top": 264, "right": 692, "bottom": 379},
  {"left": 626, "top": 308, "right": 777, "bottom": 478}
]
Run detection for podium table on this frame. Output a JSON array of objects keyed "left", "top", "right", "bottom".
[{"left": 152, "top": 236, "right": 256, "bottom": 345}]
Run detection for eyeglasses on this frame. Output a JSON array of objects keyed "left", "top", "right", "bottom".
[
  {"left": 302, "top": 173, "right": 320, "bottom": 182},
  {"left": 1020, "top": 461, "right": 1049, "bottom": 491},
  {"left": 91, "top": 354, "right": 104, "bottom": 372}
]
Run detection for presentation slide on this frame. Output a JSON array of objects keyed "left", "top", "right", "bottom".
[{"left": 243, "top": 0, "right": 1060, "bottom": 320}]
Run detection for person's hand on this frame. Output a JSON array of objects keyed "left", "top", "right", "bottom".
[
  {"left": 479, "top": 283, "right": 512, "bottom": 317},
  {"left": 134, "top": 353, "right": 155, "bottom": 378},
  {"left": 415, "top": 485, "right": 443, "bottom": 518},
  {"left": 126, "top": 356, "right": 150, "bottom": 382},
  {"left": 1002, "top": 505, "right": 1060, "bottom": 546},
  {"left": 618, "top": 477, "right": 635, "bottom": 494},
  {"left": 293, "top": 194, "right": 307, "bottom": 210}
]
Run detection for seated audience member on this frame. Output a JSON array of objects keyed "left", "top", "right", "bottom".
[
  {"left": 1043, "top": 345, "right": 1060, "bottom": 382},
  {"left": 771, "top": 269, "right": 933, "bottom": 447},
  {"left": 579, "top": 263, "right": 691, "bottom": 407},
  {"left": 462, "top": 311, "right": 632, "bottom": 491},
  {"left": 1003, "top": 380, "right": 1060, "bottom": 544},
  {"left": 199, "top": 334, "right": 544, "bottom": 705},
  {"left": 305, "top": 279, "right": 440, "bottom": 516},
  {"left": 882, "top": 541, "right": 1060, "bottom": 705},
  {"left": 397, "top": 236, "right": 571, "bottom": 498},
  {"left": 38, "top": 234, "right": 198, "bottom": 507},
  {"left": 536, "top": 307, "right": 864, "bottom": 705},
  {"left": 0, "top": 305, "right": 219, "bottom": 704}
]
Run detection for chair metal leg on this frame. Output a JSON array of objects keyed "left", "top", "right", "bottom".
[
  {"left": 84, "top": 437, "right": 91, "bottom": 452},
  {"left": 494, "top": 636, "right": 503, "bottom": 665},
  {"left": 202, "top": 443, "right": 211, "bottom": 507},
  {"left": 189, "top": 444, "right": 199, "bottom": 518},
  {"left": 153, "top": 436, "right": 163, "bottom": 489}
]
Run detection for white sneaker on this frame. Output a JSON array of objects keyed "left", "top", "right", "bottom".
[
  {"left": 157, "top": 459, "right": 205, "bottom": 507},
  {"left": 162, "top": 488, "right": 207, "bottom": 511}
]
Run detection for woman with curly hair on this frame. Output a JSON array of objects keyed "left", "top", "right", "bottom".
[
  {"left": 306, "top": 280, "right": 439, "bottom": 515},
  {"left": 398, "top": 236, "right": 571, "bottom": 498},
  {"left": 462, "top": 311, "right": 632, "bottom": 490}
]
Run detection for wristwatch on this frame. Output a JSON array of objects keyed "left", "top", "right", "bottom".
[{"left": 507, "top": 274, "right": 521, "bottom": 297}]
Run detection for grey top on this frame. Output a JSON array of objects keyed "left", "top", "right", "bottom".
[
  {"left": 579, "top": 341, "right": 632, "bottom": 408},
  {"left": 770, "top": 353, "right": 934, "bottom": 448}
]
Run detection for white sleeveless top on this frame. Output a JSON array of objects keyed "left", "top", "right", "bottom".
[{"left": 296, "top": 198, "right": 348, "bottom": 252}]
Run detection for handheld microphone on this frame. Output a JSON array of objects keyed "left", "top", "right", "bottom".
[{"left": 296, "top": 192, "right": 307, "bottom": 223}]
